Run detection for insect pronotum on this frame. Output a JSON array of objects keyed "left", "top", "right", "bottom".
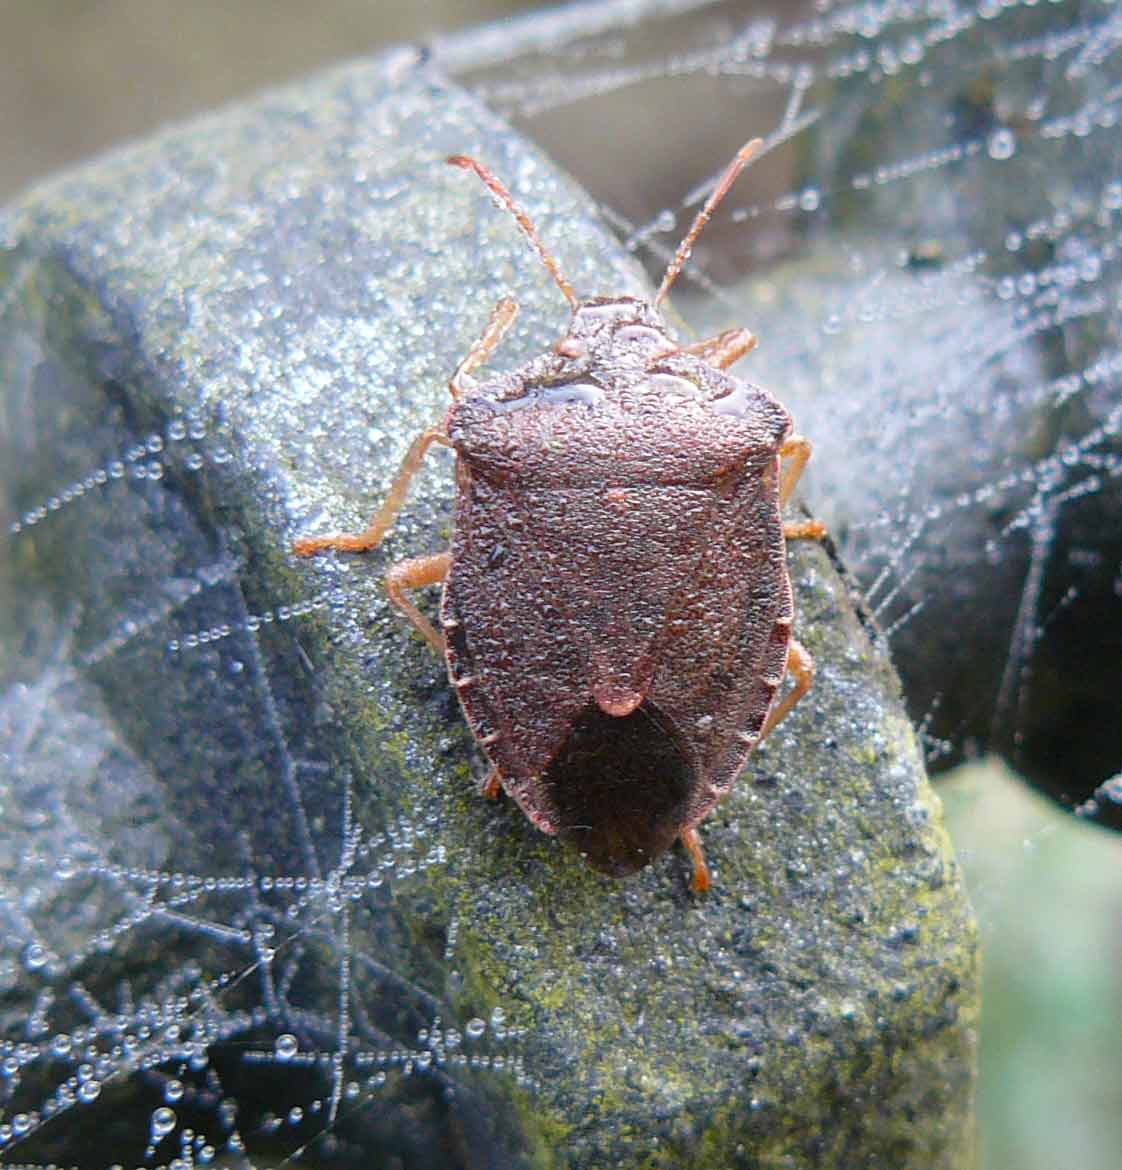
[{"left": 294, "top": 139, "right": 827, "bottom": 893}]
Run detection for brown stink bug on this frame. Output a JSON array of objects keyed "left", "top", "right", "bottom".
[{"left": 293, "top": 140, "right": 826, "bottom": 893}]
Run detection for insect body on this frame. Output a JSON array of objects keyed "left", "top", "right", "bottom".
[{"left": 294, "top": 141, "right": 826, "bottom": 893}]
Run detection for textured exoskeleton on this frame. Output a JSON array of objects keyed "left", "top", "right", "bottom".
[{"left": 294, "top": 143, "right": 825, "bottom": 892}]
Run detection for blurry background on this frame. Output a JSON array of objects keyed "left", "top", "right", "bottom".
[
  {"left": 0, "top": 1, "right": 545, "bottom": 203},
  {"left": 3, "top": 2, "right": 1121, "bottom": 1168}
]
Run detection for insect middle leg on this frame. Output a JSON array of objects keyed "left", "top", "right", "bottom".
[
  {"left": 383, "top": 551, "right": 451, "bottom": 654},
  {"left": 292, "top": 428, "right": 452, "bottom": 651},
  {"left": 681, "top": 327, "right": 757, "bottom": 370}
]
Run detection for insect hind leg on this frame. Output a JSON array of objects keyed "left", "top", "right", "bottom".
[
  {"left": 679, "top": 826, "right": 711, "bottom": 894},
  {"left": 480, "top": 767, "right": 503, "bottom": 801}
]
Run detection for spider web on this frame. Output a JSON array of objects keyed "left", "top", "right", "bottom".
[{"left": 2, "top": 1, "right": 1121, "bottom": 1167}]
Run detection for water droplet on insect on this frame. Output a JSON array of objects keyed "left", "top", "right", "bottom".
[
  {"left": 799, "top": 187, "right": 820, "bottom": 212},
  {"left": 465, "top": 1018, "right": 486, "bottom": 1040}
]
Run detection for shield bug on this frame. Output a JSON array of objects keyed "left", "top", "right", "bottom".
[{"left": 293, "top": 140, "right": 826, "bottom": 893}]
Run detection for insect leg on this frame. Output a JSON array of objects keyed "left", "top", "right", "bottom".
[
  {"left": 779, "top": 435, "right": 828, "bottom": 540},
  {"left": 449, "top": 297, "right": 519, "bottom": 398},
  {"left": 784, "top": 519, "right": 827, "bottom": 541},
  {"left": 480, "top": 767, "right": 503, "bottom": 801},
  {"left": 681, "top": 327, "right": 757, "bottom": 369},
  {"left": 679, "top": 826, "right": 711, "bottom": 894},
  {"left": 778, "top": 433, "right": 813, "bottom": 506},
  {"left": 292, "top": 426, "right": 450, "bottom": 557},
  {"left": 385, "top": 551, "right": 452, "bottom": 654},
  {"left": 758, "top": 637, "right": 814, "bottom": 743}
]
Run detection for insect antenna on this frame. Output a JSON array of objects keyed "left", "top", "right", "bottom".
[
  {"left": 653, "top": 137, "right": 763, "bottom": 308},
  {"left": 448, "top": 155, "right": 578, "bottom": 310}
]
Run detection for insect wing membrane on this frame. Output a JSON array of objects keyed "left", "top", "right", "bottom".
[{"left": 648, "top": 448, "right": 793, "bottom": 828}]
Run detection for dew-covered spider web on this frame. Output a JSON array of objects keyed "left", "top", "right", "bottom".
[{"left": 2, "top": 1, "right": 1121, "bottom": 1168}]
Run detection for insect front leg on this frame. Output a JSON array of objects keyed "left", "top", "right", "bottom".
[
  {"left": 386, "top": 551, "right": 452, "bottom": 654},
  {"left": 292, "top": 425, "right": 450, "bottom": 556},
  {"left": 681, "top": 327, "right": 757, "bottom": 370},
  {"left": 449, "top": 297, "right": 519, "bottom": 398}
]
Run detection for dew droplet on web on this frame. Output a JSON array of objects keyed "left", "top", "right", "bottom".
[
  {"left": 150, "top": 1106, "right": 177, "bottom": 1138},
  {"left": 987, "top": 129, "right": 1016, "bottom": 160},
  {"left": 274, "top": 1033, "right": 299, "bottom": 1061}
]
